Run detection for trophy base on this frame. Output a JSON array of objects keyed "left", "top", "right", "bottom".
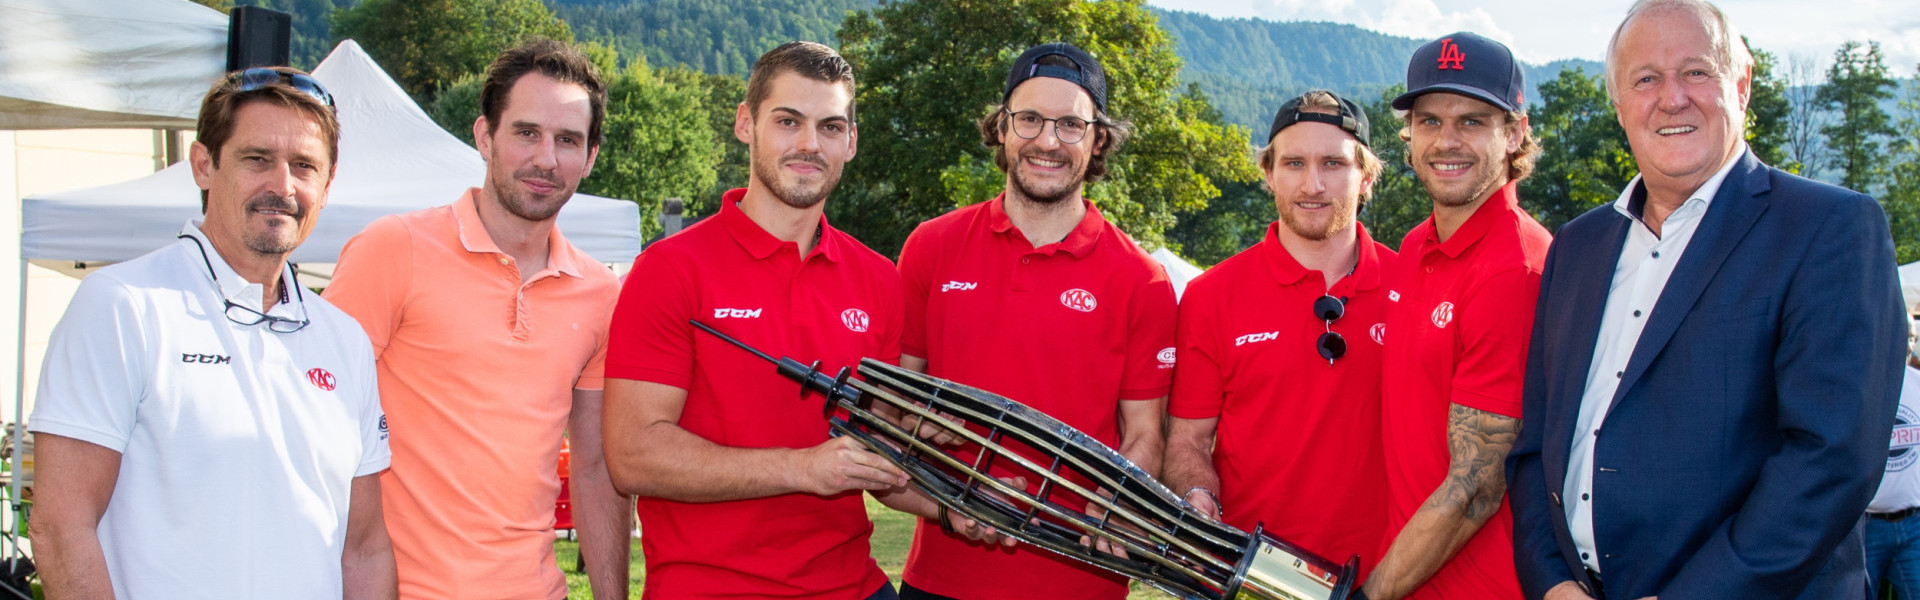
[{"left": 1227, "top": 525, "right": 1360, "bottom": 600}]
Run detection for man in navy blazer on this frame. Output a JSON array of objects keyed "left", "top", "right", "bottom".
[{"left": 1506, "top": 1, "right": 1907, "bottom": 599}]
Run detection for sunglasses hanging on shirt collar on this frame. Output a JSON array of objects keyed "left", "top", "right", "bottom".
[{"left": 179, "top": 234, "right": 310, "bottom": 334}]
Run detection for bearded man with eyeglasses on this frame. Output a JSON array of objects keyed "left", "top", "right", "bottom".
[
  {"left": 28, "top": 67, "right": 397, "bottom": 599},
  {"left": 1161, "top": 89, "right": 1395, "bottom": 588},
  {"left": 889, "top": 42, "right": 1178, "bottom": 600}
]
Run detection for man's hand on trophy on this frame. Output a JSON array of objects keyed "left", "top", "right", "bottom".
[
  {"left": 1080, "top": 488, "right": 1140, "bottom": 559},
  {"left": 1182, "top": 486, "right": 1223, "bottom": 521},
  {"left": 788, "top": 436, "right": 911, "bottom": 495},
  {"left": 943, "top": 475, "right": 1028, "bottom": 548},
  {"left": 869, "top": 400, "right": 969, "bottom": 446}
]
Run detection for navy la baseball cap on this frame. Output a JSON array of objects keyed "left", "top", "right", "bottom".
[
  {"left": 1269, "top": 90, "right": 1371, "bottom": 147},
  {"left": 1392, "top": 32, "right": 1526, "bottom": 112},
  {"left": 1003, "top": 42, "right": 1109, "bottom": 113}
]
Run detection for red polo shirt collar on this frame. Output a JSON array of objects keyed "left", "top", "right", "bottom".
[
  {"left": 1260, "top": 220, "right": 1388, "bottom": 293},
  {"left": 986, "top": 193, "right": 1106, "bottom": 259},
  {"left": 717, "top": 188, "right": 844, "bottom": 263},
  {"left": 1424, "top": 181, "right": 1520, "bottom": 260}
]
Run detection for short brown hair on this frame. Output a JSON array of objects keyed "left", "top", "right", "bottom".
[
  {"left": 1257, "top": 90, "right": 1384, "bottom": 202},
  {"left": 1397, "top": 108, "right": 1541, "bottom": 183},
  {"left": 194, "top": 66, "right": 340, "bottom": 209},
  {"left": 744, "top": 41, "right": 857, "bottom": 122},
  {"left": 980, "top": 55, "right": 1133, "bottom": 182},
  {"left": 481, "top": 39, "right": 607, "bottom": 148}
]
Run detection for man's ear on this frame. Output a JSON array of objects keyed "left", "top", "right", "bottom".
[
  {"left": 189, "top": 141, "right": 216, "bottom": 191},
  {"left": 473, "top": 115, "right": 492, "bottom": 159},
  {"left": 734, "top": 102, "right": 754, "bottom": 146}
]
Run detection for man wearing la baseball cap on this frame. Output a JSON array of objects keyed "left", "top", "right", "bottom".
[
  {"left": 1367, "top": 31, "right": 1549, "bottom": 600},
  {"left": 890, "top": 41, "right": 1178, "bottom": 600}
]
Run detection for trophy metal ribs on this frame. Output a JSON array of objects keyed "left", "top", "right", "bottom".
[{"left": 691, "top": 320, "right": 1359, "bottom": 600}]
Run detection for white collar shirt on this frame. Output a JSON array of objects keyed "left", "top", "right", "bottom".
[{"left": 1566, "top": 144, "right": 1749, "bottom": 573}]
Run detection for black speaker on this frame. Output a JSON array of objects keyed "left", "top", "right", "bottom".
[{"left": 226, "top": 6, "right": 292, "bottom": 71}]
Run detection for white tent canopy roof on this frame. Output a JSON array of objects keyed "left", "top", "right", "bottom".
[
  {"left": 1149, "top": 247, "right": 1204, "bottom": 301},
  {"left": 22, "top": 40, "right": 644, "bottom": 264},
  {"left": 0, "top": 0, "right": 226, "bottom": 130}
]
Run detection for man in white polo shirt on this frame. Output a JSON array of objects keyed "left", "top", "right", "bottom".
[{"left": 26, "top": 67, "right": 396, "bottom": 599}]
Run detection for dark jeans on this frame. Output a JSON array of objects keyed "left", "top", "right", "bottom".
[
  {"left": 1868, "top": 516, "right": 1920, "bottom": 599},
  {"left": 868, "top": 581, "right": 901, "bottom": 600},
  {"left": 899, "top": 582, "right": 961, "bottom": 600}
]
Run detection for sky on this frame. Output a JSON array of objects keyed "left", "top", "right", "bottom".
[{"left": 1148, "top": 0, "right": 1920, "bottom": 79}]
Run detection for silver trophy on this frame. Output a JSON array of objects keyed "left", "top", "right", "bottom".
[{"left": 693, "top": 321, "right": 1360, "bottom": 600}]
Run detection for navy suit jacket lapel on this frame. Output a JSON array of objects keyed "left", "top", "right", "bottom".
[
  {"left": 1545, "top": 217, "right": 1629, "bottom": 483},
  {"left": 1610, "top": 152, "right": 1772, "bottom": 413}
]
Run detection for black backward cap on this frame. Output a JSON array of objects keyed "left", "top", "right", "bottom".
[
  {"left": 1003, "top": 42, "right": 1109, "bottom": 113},
  {"left": 1269, "top": 90, "right": 1371, "bottom": 147}
]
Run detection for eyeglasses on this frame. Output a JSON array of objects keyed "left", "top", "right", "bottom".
[
  {"left": 229, "top": 68, "right": 334, "bottom": 108},
  {"left": 1314, "top": 295, "right": 1347, "bottom": 365},
  {"left": 1003, "top": 108, "right": 1092, "bottom": 144},
  {"left": 179, "top": 234, "right": 310, "bottom": 334}
]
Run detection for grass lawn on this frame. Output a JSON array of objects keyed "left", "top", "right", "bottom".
[{"left": 556, "top": 497, "right": 1174, "bottom": 599}]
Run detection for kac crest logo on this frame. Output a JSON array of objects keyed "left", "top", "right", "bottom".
[
  {"left": 841, "top": 308, "right": 871, "bottom": 333},
  {"left": 1370, "top": 323, "right": 1387, "bottom": 345},
  {"left": 1431, "top": 302, "right": 1455, "bottom": 329},
  {"left": 307, "top": 368, "right": 336, "bottom": 392},
  {"left": 1060, "top": 289, "right": 1098, "bottom": 313}
]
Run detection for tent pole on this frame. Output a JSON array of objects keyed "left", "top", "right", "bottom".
[{"left": 10, "top": 257, "right": 24, "bottom": 524}]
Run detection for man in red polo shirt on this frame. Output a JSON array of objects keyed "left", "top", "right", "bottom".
[
  {"left": 1362, "top": 32, "right": 1549, "bottom": 600},
  {"left": 893, "top": 42, "right": 1179, "bottom": 600},
  {"left": 602, "top": 42, "right": 909, "bottom": 600},
  {"left": 1163, "top": 89, "right": 1392, "bottom": 580}
]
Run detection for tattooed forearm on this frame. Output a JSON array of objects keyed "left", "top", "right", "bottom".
[{"left": 1424, "top": 403, "right": 1522, "bottom": 522}]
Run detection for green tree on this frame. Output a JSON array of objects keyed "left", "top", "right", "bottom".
[
  {"left": 657, "top": 68, "right": 749, "bottom": 216},
  {"left": 834, "top": 0, "right": 1258, "bottom": 257},
  {"left": 585, "top": 59, "right": 725, "bottom": 240},
  {"left": 1745, "top": 40, "right": 1794, "bottom": 170},
  {"left": 331, "top": 0, "right": 572, "bottom": 97},
  {"left": 1357, "top": 84, "right": 1430, "bottom": 249},
  {"left": 1817, "top": 40, "right": 1898, "bottom": 194},
  {"left": 1885, "top": 67, "right": 1920, "bottom": 263},
  {"left": 1519, "top": 67, "right": 1635, "bottom": 231}
]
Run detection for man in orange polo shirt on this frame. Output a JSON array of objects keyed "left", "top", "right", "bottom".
[
  {"left": 893, "top": 42, "right": 1178, "bottom": 600},
  {"left": 602, "top": 41, "right": 913, "bottom": 600},
  {"left": 325, "top": 40, "right": 630, "bottom": 599},
  {"left": 1363, "top": 32, "right": 1548, "bottom": 600}
]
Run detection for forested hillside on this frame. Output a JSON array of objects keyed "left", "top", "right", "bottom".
[
  {"left": 549, "top": 0, "right": 875, "bottom": 76},
  {"left": 1155, "top": 10, "right": 1601, "bottom": 138}
]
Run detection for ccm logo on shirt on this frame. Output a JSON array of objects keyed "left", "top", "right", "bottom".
[
  {"left": 940, "top": 281, "right": 978, "bottom": 292},
  {"left": 713, "top": 308, "right": 763, "bottom": 319},
  {"left": 841, "top": 308, "right": 871, "bottom": 333},
  {"left": 1156, "top": 347, "right": 1177, "bottom": 368},
  {"left": 1060, "top": 289, "right": 1098, "bottom": 312},
  {"left": 181, "top": 353, "right": 231, "bottom": 365},
  {"left": 1234, "top": 331, "right": 1278, "bottom": 346}
]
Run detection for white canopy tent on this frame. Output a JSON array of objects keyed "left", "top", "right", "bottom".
[
  {"left": 1149, "top": 247, "right": 1205, "bottom": 301},
  {"left": 1899, "top": 261, "right": 1920, "bottom": 315},
  {"left": 0, "top": 0, "right": 226, "bottom": 130},
  {"left": 23, "top": 40, "right": 645, "bottom": 264}
]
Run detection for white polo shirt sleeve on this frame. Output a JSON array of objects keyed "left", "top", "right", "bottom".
[
  {"left": 340, "top": 317, "right": 390, "bottom": 478},
  {"left": 28, "top": 272, "right": 151, "bottom": 452}
]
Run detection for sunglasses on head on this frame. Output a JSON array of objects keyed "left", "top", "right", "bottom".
[
  {"left": 1314, "top": 294, "right": 1347, "bottom": 365},
  {"left": 229, "top": 68, "right": 334, "bottom": 108}
]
